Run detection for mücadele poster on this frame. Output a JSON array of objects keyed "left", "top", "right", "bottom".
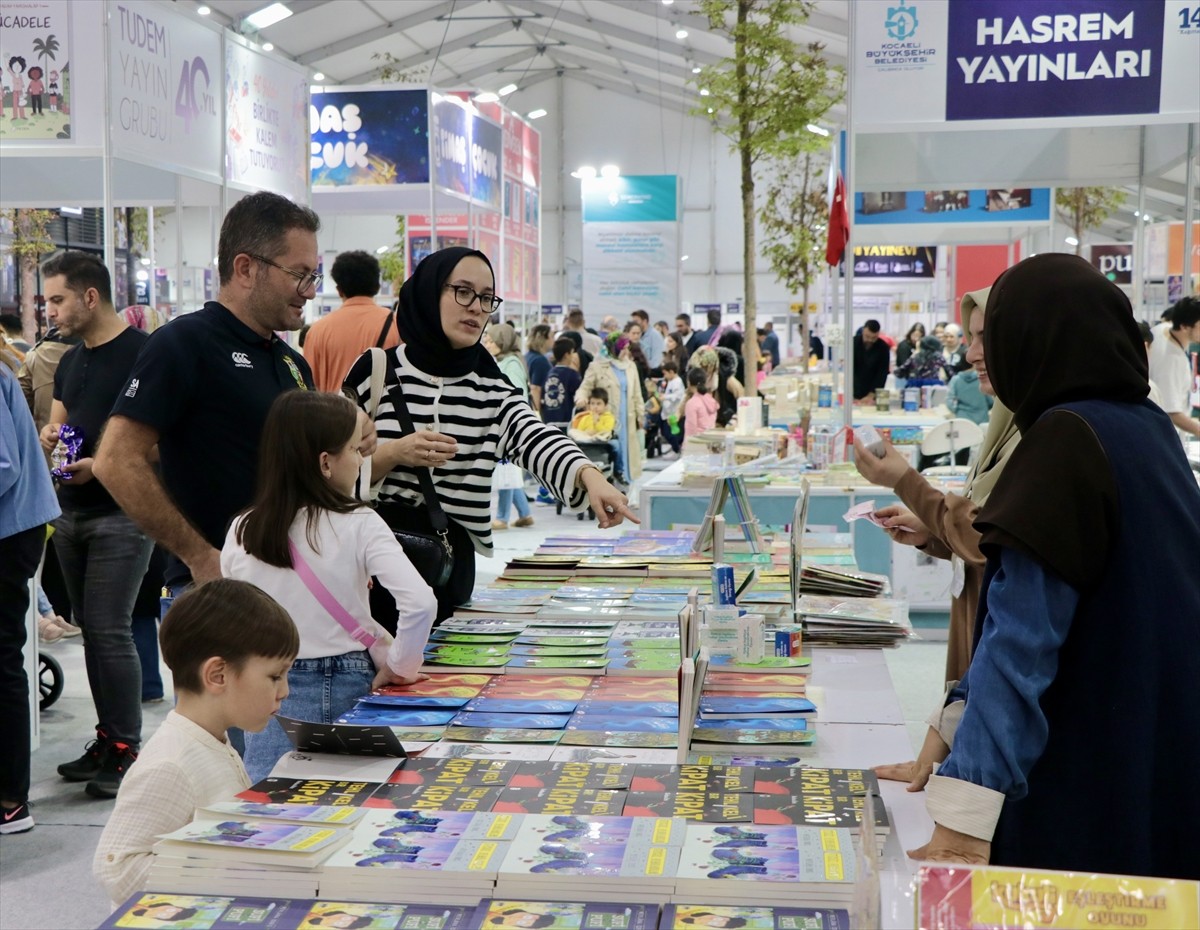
[{"left": 0, "top": 0, "right": 72, "bottom": 140}]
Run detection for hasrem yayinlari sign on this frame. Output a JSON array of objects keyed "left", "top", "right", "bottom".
[{"left": 854, "top": 0, "right": 1200, "bottom": 130}]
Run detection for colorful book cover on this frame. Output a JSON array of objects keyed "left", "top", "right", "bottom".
[
  {"left": 660, "top": 903, "right": 851, "bottom": 930},
  {"left": 690, "top": 728, "right": 816, "bottom": 746},
  {"left": 335, "top": 708, "right": 459, "bottom": 727},
  {"left": 676, "top": 825, "right": 856, "bottom": 885},
  {"left": 699, "top": 697, "right": 817, "bottom": 718},
  {"left": 603, "top": 655, "right": 680, "bottom": 672},
  {"left": 350, "top": 809, "right": 522, "bottom": 841},
  {"left": 462, "top": 698, "right": 580, "bottom": 715},
  {"left": 451, "top": 713, "right": 572, "bottom": 730},
  {"left": 622, "top": 790, "right": 754, "bottom": 822},
  {"left": 470, "top": 899, "right": 655, "bottom": 930},
  {"left": 442, "top": 727, "right": 565, "bottom": 745},
  {"left": 514, "top": 636, "right": 610, "bottom": 647},
  {"left": 435, "top": 619, "right": 527, "bottom": 633},
  {"left": 686, "top": 753, "right": 807, "bottom": 767},
  {"left": 428, "top": 631, "right": 522, "bottom": 644},
  {"left": 484, "top": 676, "right": 594, "bottom": 694},
  {"left": 156, "top": 819, "right": 345, "bottom": 855},
  {"left": 424, "top": 644, "right": 512, "bottom": 659},
  {"left": 566, "top": 716, "right": 678, "bottom": 734},
  {"left": 708, "top": 656, "right": 812, "bottom": 670},
  {"left": 422, "top": 654, "right": 511, "bottom": 669},
  {"left": 570, "top": 700, "right": 679, "bottom": 717},
  {"left": 364, "top": 784, "right": 504, "bottom": 812},
  {"left": 691, "top": 717, "right": 811, "bottom": 732},
  {"left": 298, "top": 901, "right": 477, "bottom": 929},
  {"left": 505, "top": 656, "right": 610, "bottom": 671},
  {"left": 322, "top": 831, "right": 505, "bottom": 874},
  {"left": 506, "top": 762, "right": 634, "bottom": 791},
  {"left": 237, "top": 778, "right": 381, "bottom": 807},
  {"left": 372, "top": 675, "right": 492, "bottom": 697},
  {"left": 355, "top": 695, "right": 472, "bottom": 709},
  {"left": 508, "top": 645, "right": 609, "bottom": 658},
  {"left": 497, "top": 815, "right": 683, "bottom": 881},
  {"left": 420, "top": 742, "right": 558, "bottom": 762},
  {"left": 491, "top": 788, "right": 626, "bottom": 816},
  {"left": 388, "top": 757, "right": 521, "bottom": 788},
  {"left": 200, "top": 801, "right": 365, "bottom": 826},
  {"left": 915, "top": 864, "right": 1200, "bottom": 930},
  {"left": 558, "top": 731, "right": 678, "bottom": 749},
  {"left": 588, "top": 680, "right": 679, "bottom": 699}
]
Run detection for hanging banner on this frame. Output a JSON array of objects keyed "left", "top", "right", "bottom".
[
  {"left": 225, "top": 36, "right": 309, "bottom": 201},
  {"left": 431, "top": 96, "right": 500, "bottom": 208},
  {"left": 0, "top": 0, "right": 72, "bottom": 140},
  {"left": 856, "top": 187, "right": 1051, "bottom": 225},
  {"left": 108, "top": 0, "right": 222, "bottom": 179},
  {"left": 581, "top": 175, "right": 680, "bottom": 320},
  {"left": 843, "top": 246, "right": 938, "bottom": 278},
  {"left": 853, "top": 0, "right": 1199, "bottom": 130},
  {"left": 310, "top": 87, "right": 429, "bottom": 187}
]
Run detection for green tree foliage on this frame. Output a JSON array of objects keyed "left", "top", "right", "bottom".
[
  {"left": 1055, "top": 187, "right": 1125, "bottom": 255},
  {"left": 694, "top": 0, "right": 843, "bottom": 379},
  {"left": 760, "top": 151, "right": 830, "bottom": 369},
  {"left": 377, "top": 214, "right": 408, "bottom": 294},
  {"left": 4, "top": 208, "right": 56, "bottom": 341}
]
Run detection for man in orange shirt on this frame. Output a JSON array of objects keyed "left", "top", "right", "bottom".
[{"left": 303, "top": 250, "right": 400, "bottom": 392}]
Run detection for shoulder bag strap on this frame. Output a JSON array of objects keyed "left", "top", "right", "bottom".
[
  {"left": 386, "top": 378, "right": 450, "bottom": 536},
  {"left": 366, "top": 347, "right": 387, "bottom": 421},
  {"left": 374, "top": 308, "right": 396, "bottom": 349},
  {"left": 288, "top": 539, "right": 378, "bottom": 647}
]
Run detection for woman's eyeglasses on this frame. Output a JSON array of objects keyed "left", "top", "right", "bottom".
[
  {"left": 444, "top": 284, "right": 503, "bottom": 312},
  {"left": 250, "top": 254, "right": 323, "bottom": 295}
]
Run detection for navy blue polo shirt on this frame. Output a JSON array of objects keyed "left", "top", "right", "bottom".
[{"left": 110, "top": 301, "right": 314, "bottom": 585}]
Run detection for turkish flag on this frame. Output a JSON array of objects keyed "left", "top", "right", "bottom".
[{"left": 825, "top": 172, "right": 849, "bottom": 267}]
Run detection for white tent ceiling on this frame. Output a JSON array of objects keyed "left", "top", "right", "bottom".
[{"left": 194, "top": 0, "right": 1192, "bottom": 241}]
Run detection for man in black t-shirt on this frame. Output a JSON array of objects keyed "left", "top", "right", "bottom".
[
  {"left": 95, "top": 192, "right": 328, "bottom": 594},
  {"left": 37, "top": 252, "right": 153, "bottom": 799}
]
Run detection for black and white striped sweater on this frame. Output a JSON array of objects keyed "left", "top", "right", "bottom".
[{"left": 346, "top": 345, "right": 592, "bottom": 555}]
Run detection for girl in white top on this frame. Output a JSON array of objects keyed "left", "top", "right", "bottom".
[{"left": 221, "top": 391, "right": 436, "bottom": 781}]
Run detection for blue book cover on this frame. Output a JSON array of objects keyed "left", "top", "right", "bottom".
[
  {"left": 691, "top": 717, "right": 811, "bottom": 732},
  {"left": 462, "top": 698, "right": 580, "bottom": 715},
  {"left": 566, "top": 715, "right": 679, "bottom": 733},
  {"left": 572, "top": 700, "right": 679, "bottom": 717},
  {"left": 355, "top": 695, "right": 471, "bottom": 709},
  {"left": 698, "top": 697, "right": 817, "bottom": 718},
  {"left": 451, "top": 712, "right": 572, "bottom": 730},
  {"left": 336, "top": 708, "right": 458, "bottom": 727}
]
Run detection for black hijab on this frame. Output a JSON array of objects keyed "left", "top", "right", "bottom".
[
  {"left": 984, "top": 253, "right": 1148, "bottom": 434},
  {"left": 975, "top": 253, "right": 1150, "bottom": 590},
  {"left": 396, "top": 246, "right": 502, "bottom": 379}
]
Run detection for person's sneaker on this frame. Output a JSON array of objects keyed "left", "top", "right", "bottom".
[
  {"left": 51, "top": 616, "right": 81, "bottom": 638},
  {"left": 535, "top": 489, "right": 555, "bottom": 505},
  {"left": 0, "top": 801, "right": 33, "bottom": 835},
  {"left": 513, "top": 516, "right": 535, "bottom": 527},
  {"left": 491, "top": 520, "right": 508, "bottom": 530},
  {"left": 85, "top": 742, "right": 137, "bottom": 799},
  {"left": 37, "top": 615, "right": 64, "bottom": 644},
  {"left": 57, "top": 733, "right": 108, "bottom": 782}
]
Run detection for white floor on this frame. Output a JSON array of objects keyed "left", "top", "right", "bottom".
[{"left": 0, "top": 470, "right": 946, "bottom": 930}]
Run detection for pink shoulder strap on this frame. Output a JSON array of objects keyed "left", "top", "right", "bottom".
[{"left": 288, "top": 540, "right": 377, "bottom": 647}]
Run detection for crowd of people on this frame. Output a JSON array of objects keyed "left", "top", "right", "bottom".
[{"left": 2, "top": 185, "right": 1199, "bottom": 898}]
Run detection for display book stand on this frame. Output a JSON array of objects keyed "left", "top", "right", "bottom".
[{"left": 689, "top": 473, "right": 767, "bottom": 555}]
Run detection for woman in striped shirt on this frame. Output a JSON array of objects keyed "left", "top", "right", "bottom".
[{"left": 345, "top": 247, "right": 636, "bottom": 619}]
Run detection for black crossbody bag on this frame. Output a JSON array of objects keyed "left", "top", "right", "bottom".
[{"left": 364, "top": 348, "right": 454, "bottom": 587}]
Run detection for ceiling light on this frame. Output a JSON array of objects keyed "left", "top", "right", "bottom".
[
  {"left": 474, "top": 91, "right": 500, "bottom": 103},
  {"left": 527, "top": 108, "right": 547, "bottom": 119},
  {"left": 245, "top": 3, "right": 293, "bottom": 29},
  {"left": 571, "top": 166, "right": 597, "bottom": 180},
  {"left": 261, "top": 42, "right": 275, "bottom": 51},
  {"left": 676, "top": 28, "right": 688, "bottom": 39},
  {"left": 681, "top": 255, "right": 690, "bottom": 262},
  {"left": 1065, "top": 236, "right": 1079, "bottom": 246},
  {"left": 136, "top": 269, "right": 149, "bottom": 282},
  {"left": 662, "top": 0, "right": 674, "bottom": 5},
  {"left": 312, "top": 72, "right": 325, "bottom": 81},
  {"left": 197, "top": 4, "right": 211, "bottom": 14},
  {"left": 806, "top": 123, "right": 830, "bottom": 136},
  {"left": 376, "top": 246, "right": 389, "bottom": 254},
  {"left": 498, "top": 83, "right": 518, "bottom": 96},
  {"left": 707, "top": 107, "right": 713, "bottom": 113},
  {"left": 699, "top": 88, "right": 710, "bottom": 96},
  {"left": 692, "top": 66, "right": 702, "bottom": 74},
  {"left": 600, "top": 164, "right": 620, "bottom": 178}
]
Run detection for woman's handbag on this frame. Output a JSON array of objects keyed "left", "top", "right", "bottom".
[
  {"left": 495, "top": 460, "right": 525, "bottom": 490},
  {"left": 364, "top": 348, "right": 454, "bottom": 588}
]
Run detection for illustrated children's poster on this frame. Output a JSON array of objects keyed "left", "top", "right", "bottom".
[{"left": 0, "top": 0, "right": 71, "bottom": 139}]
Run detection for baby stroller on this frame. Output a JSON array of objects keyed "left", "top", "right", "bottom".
[
  {"left": 39, "top": 651, "right": 64, "bottom": 710},
  {"left": 552, "top": 424, "right": 620, "bottom": 519}
]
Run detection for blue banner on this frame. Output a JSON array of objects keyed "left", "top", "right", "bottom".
[
  {"left": 432, "top": 98, "right": 470, "bottom": 198},
  {"left": 582, "top": 175, "right": 679, "bottom": 223},
  {"left": 470, "top": 115, "right": 502, "bottom": 210},
  {"left": 310, "top": 89, "right": 428, "bottom": 187},
  {"left": 855, "top": 188, "right": 1051, "bottom": 225},
  {"left": 945, "top": 0, "right": 1165, "bottom": 120}
]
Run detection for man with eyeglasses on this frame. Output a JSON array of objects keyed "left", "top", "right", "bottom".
[{"left": 96, "top": 192, "right": 324, "bottom": 598}]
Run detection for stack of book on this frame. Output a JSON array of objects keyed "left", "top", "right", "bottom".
[
  {"left": 797, "top": 595, "right": 912, "bottom": 647},
  {"left": 145, "top": 807, "right": 357, "bottom": 898},
  {"left": 318, "top": 809, "right": 519, "bottom": 905},
  {"left": 660, "top": 902, "right": 851, "bottom": 929},
  {"left": 492, "top": 814, "right": 687, "bottom": 904},
  {"left": 798, "top": 566, "right": 888, "bottom": 597},
  {"left": 101, "top": 893, "right": 480, "bottom": 929}
]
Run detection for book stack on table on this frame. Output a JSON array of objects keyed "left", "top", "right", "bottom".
[{"left": 797, "top": 595, "right": 913, "bottom": 647}]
